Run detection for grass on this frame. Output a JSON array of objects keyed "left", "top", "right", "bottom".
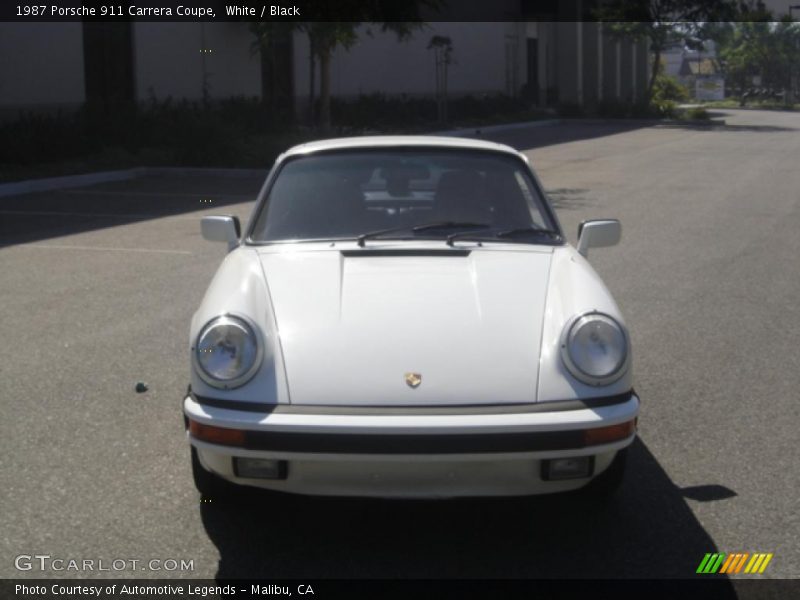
[{"left": 698, "top": 99, "right": 800, "bottom": 111}]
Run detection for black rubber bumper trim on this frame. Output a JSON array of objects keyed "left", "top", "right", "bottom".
[
  {"left": 190, "top": 391, "right": 635, "bottom": 416},
  {"left": 187, "top": 392, "right": 638, "bottom": 454},
  {"left": 240, "top": 429, "right": 593, "bottom": 454}
]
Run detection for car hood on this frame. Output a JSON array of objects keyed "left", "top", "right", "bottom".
[{"left": 258, "top": 245, "right": 554, "bottom": 406}]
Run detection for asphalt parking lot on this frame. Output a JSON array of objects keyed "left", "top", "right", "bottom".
[{"left": 1, "top": 109, "right": 798, "bottom": 583}]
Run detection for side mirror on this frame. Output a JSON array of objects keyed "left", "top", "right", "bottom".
[
  {"left": 201, "top": 215, "right": 241, "bottom": 251},
  {"left": 577, "top": 219, "right": 621, "bottom": 258}
]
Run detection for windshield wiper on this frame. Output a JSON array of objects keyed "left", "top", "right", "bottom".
[
  {"left": 357, "top": 221, "right": 490, "bottom": 247},
  {"left": 446, "top": 226, "right": 561, "bottom": 246},
  {"left": 496, "top": 226, "right": 561, "bottom": 239}
]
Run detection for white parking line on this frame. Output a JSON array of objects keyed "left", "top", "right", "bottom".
[{"left": 18, "top": 243, "right": 192, "bottom": 255}]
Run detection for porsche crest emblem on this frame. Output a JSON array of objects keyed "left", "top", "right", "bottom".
[{"left": 404, "top": 372, "right": 422, "bottom": 388}]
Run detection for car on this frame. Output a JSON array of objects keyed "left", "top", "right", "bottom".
[{"left": 183, "top": 135, "right": 639, "bottom": 500}]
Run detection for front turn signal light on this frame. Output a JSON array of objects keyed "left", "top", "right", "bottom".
[
  {"left": 189, "top": 420, "right": 246, "bottom": 447},
  {"left": 583, "top": 419, "right": 636, "bottom": 446}
]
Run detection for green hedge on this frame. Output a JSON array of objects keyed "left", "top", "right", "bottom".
[
  {"left": 0, "top": 94, "right": 552, "bottom": 181},
  {"left": 0, "top": 97, "right": 296, "bottom": 170}
]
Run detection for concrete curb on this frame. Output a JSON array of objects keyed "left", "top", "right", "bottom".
[
  {"left": 440, "top": 116, "right": 726, "bottom": 135},
  {"left": 434, "top": 118, "right": 562, "bottom": 137},
  {"left": 561, "top": 117, "right": 726, "bottom": 127},
  {"left": 563, "top": 118, "right": 667, "bottom": 126},
  {"left": 679, "top": 105, "right": 799, "bottom": 112},
  {"left": 0, "top": 168, "right": 142, "bottom": 199},
  {"left": 0, "top": 166, "right": 269, "bottom": 198},
  {"left": 143, "top": 166, "right": 269, "bottom": 178},
  {"left": 659, "top": 119, "right": 727, "bottom": 128}
]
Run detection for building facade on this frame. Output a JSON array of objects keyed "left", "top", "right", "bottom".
[
  {"left": 0, "top": 16, "right": 649, "bottom": 119},
  {"left": 290, "top": 21, "right": 648, "bottom": 109}
]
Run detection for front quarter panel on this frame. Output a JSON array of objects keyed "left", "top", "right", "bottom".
[
  {"left": 537, "top": 245, "right": 633, "bottom": 402},
  {"left": 190, "top": 247, "right": 289, "bottom": 405}
]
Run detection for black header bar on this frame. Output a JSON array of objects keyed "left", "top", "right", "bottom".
[{"left": 1, "top": 0, "right": 789, "bottom": 22}]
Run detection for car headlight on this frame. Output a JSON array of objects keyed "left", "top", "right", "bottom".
[
  {"left": 560, "top": 312, "right": 629, "bottom": 385},
  {"left": 193, "top": 315, "right": 263, "bottom": 388}
]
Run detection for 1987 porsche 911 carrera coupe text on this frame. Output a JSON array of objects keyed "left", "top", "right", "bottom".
[{"left": 182, "top": 136, "right": 639, "bottom": 499}]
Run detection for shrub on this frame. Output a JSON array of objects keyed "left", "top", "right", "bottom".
[
  {"left": 1, "top": 92, "right": 548, "bottom": 177},
  {"left": 686, "top": 107, "right": 711, "bottom": 120},
  {"left": 648, "top": 98, "right": 678, "bottom": 118},
  {"left": 644, "top": 71, "right": 689, "bottom": 118},
  {"left": 596, "top": 98, "right": 676, "bottom": 119},
  {"left": 652, "top": 72, "right": 690, "bottom": 103},
  {"left": 0, "top": 97, "right": 296, "bottom": 170},
  {"left": 596, "top": 100, "right": 631, "bottom": 118},
  {"left": 557, "top": 102, "right": 585, "bottom": 117},
  {"left": 330, "top": 92, "right": 535, "bottom": 131},
  {"left": 330, "top": 93, "right": 437, "bottom": 130},
  {"left": 0, "top": 110, "right": 93, "bottom": 165}
]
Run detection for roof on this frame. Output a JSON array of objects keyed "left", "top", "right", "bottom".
[
  {"left": 680, "top": 57, "right": 720, "bottom": 76},
  {"left": 281, "top": 135, "right": 521, "bottom": 159}
]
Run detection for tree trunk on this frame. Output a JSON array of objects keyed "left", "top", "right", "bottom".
[
  {"left": 318, "top": 47, "right": 332, "bottom": 132},
  {"left": 646, "top": 47, "right": 662, "bottom": 104}
]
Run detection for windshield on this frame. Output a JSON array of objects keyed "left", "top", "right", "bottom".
[{"left": 248, "top": 149, "right": 558, "bottom": 244}]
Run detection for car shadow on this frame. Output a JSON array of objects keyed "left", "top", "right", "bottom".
[
  {"left": 474, "top": 121, "right": 651, "bottom": 152},
  {"left": 0, "top": 173, "right": 264, "bottom": 249},
  {"left": 198, "top": 437, "right": 736, "bottom": 588},
  {"left": 0, "top": 120, "right": 669, "bottom": 250}
]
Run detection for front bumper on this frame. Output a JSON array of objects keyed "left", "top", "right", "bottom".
[{"left": 183, "top": 392, "right": 639, "bottom": 498}]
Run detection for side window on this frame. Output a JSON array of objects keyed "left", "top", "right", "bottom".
[
  {"left": 514, "top": 171, "right": 535, "bottom": 203},
  {"left": 513, "top": 170, "right": 546, "bottom": 228}
]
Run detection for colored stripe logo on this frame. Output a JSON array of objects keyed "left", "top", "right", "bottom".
[{"left": 697, "top": 552, "right": 773, "bottom": 574}]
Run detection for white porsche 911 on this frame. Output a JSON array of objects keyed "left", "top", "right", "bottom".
[{"left": 183, "top": 136, "right": 639, "bottom": 500}]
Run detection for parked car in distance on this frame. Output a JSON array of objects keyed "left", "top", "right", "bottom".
[{"left": 184, "top": 136, "right": 638, "bottom": 500}]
